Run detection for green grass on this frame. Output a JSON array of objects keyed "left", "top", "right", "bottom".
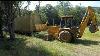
[{"left": 0, "top": 27, "right": 100, "bottom": 56}]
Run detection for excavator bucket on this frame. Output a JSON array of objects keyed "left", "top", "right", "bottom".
[{"left": 89, "top": 23, "right": 99, "bottom": 33}]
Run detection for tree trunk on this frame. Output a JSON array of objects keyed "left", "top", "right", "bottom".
[
  {"left": 0, "top": 6, "right": 4, "bottom": 39},
  {"left": 0, "top": 25, "right": 3, "bottom": 38},
  {"left": 4, "top": 1, "right": 15, "bottom": 40},
  {"left": 8, "top": 2, "right": 15, "bottom": 40},
  {"left": 8, "top": 21, "right": 15, "bottom": 40}
]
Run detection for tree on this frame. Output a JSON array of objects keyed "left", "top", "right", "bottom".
[
  {"left": 0, "top": 1, "right": 21, "bottom": 40},
  {"left": 0, "top": 1, "right": 31, "bottom": 40},
  {"left": 55, "top": 1, "right": 72, "bottom": 16},
  {"left": 0, "top": 6, "right": 4, "bottom": 38},
  {"left": 44, "top": 4, "right": 60, "bottom": 25},
  {"left": 35, "top": 4, "right": 60, "bottom": 25},
  {"left": 35, "top": 1, "right": 45, "bottom": 23},
  {"left": 39, "top": 6, "right": 47, "bottom": 23},
  {"left": 73, "top": 5, "right": 86, "bottom": 25},
  {"left": 55, "top": 2, "right": 86, "bottom": 26},
  {"left": 96, "top": 12, "right": 100, "bottom": 25}
]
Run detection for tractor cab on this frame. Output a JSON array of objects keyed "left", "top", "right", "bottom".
[{"left": 60, "top": 16, "right": 73, "bottom": 28}]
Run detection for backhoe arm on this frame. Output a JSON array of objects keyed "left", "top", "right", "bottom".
[{"left": 78, "top": 6, "right": 99, "bottom": 38}]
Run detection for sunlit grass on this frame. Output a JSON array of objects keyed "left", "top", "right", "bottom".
[
  {"left": 82, "top": 27, "right": 100, "bottom": 40},
  {"left": 0, "top": 27, "right": 100, "bottom": 56}
]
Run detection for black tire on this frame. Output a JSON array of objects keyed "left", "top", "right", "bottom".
[{"left": 59, "top": 31, "right": 72, "bottom": 43}]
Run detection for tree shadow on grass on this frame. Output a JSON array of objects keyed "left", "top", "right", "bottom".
[
  {"left": 33, "top": 32, "right": 44, "bottom": 39},
  {"left": 15, "top": 32, "right": 49, "bottom": 41},
  {"left": 0, "top": 37, "right": 52, "bottom": 56},
  {"left": 33, "top": 33, "right": 55, "bottom": 41},
  {"left": 71, "top": 38, "right": 100, "bottom": 46}
]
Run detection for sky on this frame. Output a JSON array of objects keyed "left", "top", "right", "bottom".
[{"left": 22, "top": 1, "right": 100, "bottom": 11}]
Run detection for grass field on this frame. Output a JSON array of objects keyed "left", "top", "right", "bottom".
[{"left": 0, "top": 27, "right": 100, "bottom": 56}]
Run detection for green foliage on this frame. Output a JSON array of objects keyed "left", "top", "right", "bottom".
[
  {"left": 39, "top": 6, "right": 48, "bottom": 23},
  {"left": 94, "top": 7, "right": 100, "bottom": 14},
  {"left": 45, "top": 4, "right": 60, "bottom": 19},
  {"left": 34, "top": 4, "right": 47, "bottom": 23},
  {"left": 55, "top": 2, "right": 86, "bottom": 25},
  {"left": 35, "top": 4, "right": 60, "bottom": 23},
  {"left": 96, "top": 13, "right": 100, "bottom": 25},
  {"left": 71, "top": 6, "right": 86, "bottom": 25},
  {"left": 55, "top": 1, "right": 72, "bottom": 16},
  {"left": 34, "top": 1, "right": 99, "bottom": 26},
  {"left": 93, "top": 7, "right": 100, "bottom": 25}
]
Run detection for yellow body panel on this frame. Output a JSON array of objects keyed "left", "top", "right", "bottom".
[{"left": 47, "top": 26, "right": 59, "bottom": 38}]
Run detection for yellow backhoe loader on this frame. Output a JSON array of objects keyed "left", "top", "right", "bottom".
[{"left": 44, "top": 6, "right": 99, "bottom": 42}]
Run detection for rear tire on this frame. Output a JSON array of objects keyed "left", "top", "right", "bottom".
[{"left": 59, "top": 31, "right": 72, "bottom": 42}]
